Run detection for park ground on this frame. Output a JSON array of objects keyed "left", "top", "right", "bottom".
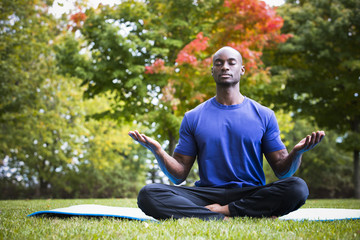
[{"left": 0, "top": 198, "right": 359, "bottom": 239}]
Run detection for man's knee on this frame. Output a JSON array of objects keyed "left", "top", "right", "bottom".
[
  {"left": 284, "top": 177, "right": 309, "bottom": 203},
  {"left": 137, "top": 183, "right": 168, "bottom": 214},
  {"left": 138, "top": 184, "right": 161, "bottom": 206},
  {"left": 269, "top": 177, "right": 309, "bottom": 216},
  {"left": 138, "top": 183, "right": 180, "bottom": 219}
]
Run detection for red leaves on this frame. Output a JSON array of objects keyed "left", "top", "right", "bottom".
[
  {"left": 68, "top": 11, "right": 87, "bottom": 32},
  {"left": 176, "top": 32, "right": 209, "bottom": 66},
  {"left": 142, "top": 0, "right": 292, "bottom": 113},
  {"left": 145, "top": 0, "right": 290, "bottom": 76},
  {"left": 215, "top": 0, "right": 292, "bottom": 72},
  {"left": 264, "top": 16, "right": 284, "bottom": 32},
  {"left": 70, "top": 12, "right": 87, "bottom": 23},
  {"left": 144, "top": 59, "right": 165, "bottom": 74},
  {"left": 176, "top": 52, "right": 197, "bottom": 65},
  {"left": 170, "top": 0, "right": 291, "bottom": 75}
]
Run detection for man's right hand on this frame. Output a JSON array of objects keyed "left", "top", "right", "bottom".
[
  {"left": 128, "top": 130, "right": 196, "bottom": 185},
  {"left": 128, "top": 130, "right": 185, "bottom": 184},
  {"left": 128, "top": 130, "right": 161, "bottom": 153}
]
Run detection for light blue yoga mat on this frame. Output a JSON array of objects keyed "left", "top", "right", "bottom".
[
  {"left": 28, "top": 204, "right": 360, "bottom": 221},
  {"left": 27, "top": 204, "right": 158, "bottom": 222},
  {"left": 278, "top": 208, "right": 360, "bottom": 221}
]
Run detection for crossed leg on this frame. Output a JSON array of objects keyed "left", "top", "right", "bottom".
[{"left": 137, "top": 177, "right": 309, "bottom": 220}]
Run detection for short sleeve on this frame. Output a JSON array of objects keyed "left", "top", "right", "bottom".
[
  {"left": 262, "top": 112, "right": 286, "bottom": 153},
  {"left": 174, "top": 114, "right": 198, "bottom": 157}
]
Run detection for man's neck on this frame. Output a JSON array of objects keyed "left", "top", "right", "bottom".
[{"left": 215, "top": 85, "right": 244, "bottom": 106}]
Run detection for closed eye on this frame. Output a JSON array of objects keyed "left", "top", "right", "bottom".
[
  {"left": 214, "top": 61, "right": 223, "bottom": 66},
  {"left": 229, "top": 60, "right": 237, "bottom": 65}
]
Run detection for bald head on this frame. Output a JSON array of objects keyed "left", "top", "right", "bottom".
[
  {"left": 213, "top": 46, "right": 243, "bottom": 65},
  {"left": 211, "top": 46, "right": 245, "bottom": 86}
]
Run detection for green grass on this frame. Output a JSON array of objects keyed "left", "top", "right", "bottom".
[{"left": 1, "top": 199, "right": 359, "bottom": 240}]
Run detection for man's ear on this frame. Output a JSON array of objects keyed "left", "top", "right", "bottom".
[
  {"left": 211, "top": 66, "right": 214, "bottom": 76},
  {"left": 240, "top": 65, "right": 245, "bottom": 75}
]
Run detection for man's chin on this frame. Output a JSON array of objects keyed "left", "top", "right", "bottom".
[{"left": 216, "top": 80, "right": 239, "bottom": 87}]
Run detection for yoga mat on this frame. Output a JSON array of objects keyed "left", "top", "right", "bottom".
[
  {"left": 28, "top": 205, "right": 360, "bottom": 221},
  {"left": 279, "top": 208, "right": 360, "bottom": 221},
  {"left": 27, "top": 204, "right": 158, "bottom": 222}
]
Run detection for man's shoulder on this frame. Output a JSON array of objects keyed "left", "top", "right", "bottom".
[
  {"left": 246, "top": 97, "right": 274, "bottom": 116},
  {"left": 185, "top": 97, "right": 214, "bottom": 116}
]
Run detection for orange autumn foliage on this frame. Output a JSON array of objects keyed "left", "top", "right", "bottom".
[
  {"left": 176, "top": 32, "right": 209, "bottom": 66},
  {"left": 145, "top": 58, "right": 166, "bottom": 74},
  {"left": 214, "top": 0, "right": 292, "bottom": 71},
  {"left": 143, "top": 0, "right": 291, "bottom": 113},
  {"left": 68, "top": 11, "right": 87, "bottom": 32}
]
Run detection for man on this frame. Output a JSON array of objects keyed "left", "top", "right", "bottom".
[{"left": 128, "top": 46, "right": 325, "bottom": 220}]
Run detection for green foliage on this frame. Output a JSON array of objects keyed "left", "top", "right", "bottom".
[
  {"left": 271, "top": 0, "right": 360, "bottom": 134},
  {"left": 58, "top": 0, "right": 223, "bottom": 126},
  {"left": 265, "top": 119, "right": 353, "bottom": 198},
  {"left": 0, "top": 75, "right": 146, "bottom": 199},
  {"left": 57, "top": 2, "right": 166, "bottom": 120},
  {"left": 57, "top": 0, "right": 291, "bottom": 185},
  {"left": 0, "top": 0, "right": 57, "bottom": 116},
  {"left": 0, "top": 0, "right": 68, "bottom": 196},
  {"left": 294, "top": 123, "right": 353, "bottom": 198},
  {"left": 1, "top": 199, "right": 360, "bottom": 239},
  {"left": 0, "top": 0, "right": 146, "bottom": 198},
  {"left": 265, "top": 0, "right": 360, "bottom": 197},
  {"left": 55, "top": 0, "right": 224, "bottom": 184},
  {"left": 2, "top": 0, "right": 357, "bottom": 198}
]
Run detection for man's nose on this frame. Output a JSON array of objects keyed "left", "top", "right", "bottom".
[{"left": 221, "top": 62, "right": 229, "bottom": 71}]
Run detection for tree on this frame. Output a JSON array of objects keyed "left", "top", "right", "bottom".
[
  {"left": 0, "top": 0, "right": 146, "bottom": 198},
  {"left": 266, "top": 0, "right": 360, "bottom": 197},
  {"left": 0, "top": 0, "right": 66, "bottom": 196},
  {"left": 264, "top": 119, "right": 353, "bottom": 198},
  {"left": 58, "top": 0, "right": 290, "bottom": 184},
  {"left": 0, "top": 72, "right": 146, "bottom": 198},
  {"left": 145, "top": 0, "right": 291, "bottom": 154}
]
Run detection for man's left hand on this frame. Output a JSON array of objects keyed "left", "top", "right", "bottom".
[{"left": 293, "top": 131, "right": 325, "bottom": 154}]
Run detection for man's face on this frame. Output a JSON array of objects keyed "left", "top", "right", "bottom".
[{"left": 211, "top": 47, "right": 245, "bottom": 86}]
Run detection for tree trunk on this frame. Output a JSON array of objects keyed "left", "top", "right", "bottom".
[
  {"left": 352, "top": 119, "right": 360, "bottom": 199},
  {"left": 354, "top": 149, "right": 360, "bottom": 198},
  {"left": 149, "top": 163, "right": 157, "bottom": 184},
  {"left": 37, "top": 177, "right": 48, "bottom": 198}
]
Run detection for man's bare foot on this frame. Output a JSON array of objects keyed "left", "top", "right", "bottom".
[{"left": 205, "top": 203, "right": 230, "bottom": 216}]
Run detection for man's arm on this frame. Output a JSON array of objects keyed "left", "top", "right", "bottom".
[
  {"left": 128, "top": 130, "right": 196, "bottom": 184},
  {"left": 265, "top": 131, "right": 325, "bottom": 179}
]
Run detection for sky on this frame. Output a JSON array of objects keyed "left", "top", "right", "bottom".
[{"left": 49, "top": 0, "right": 286, "bottom": 18}]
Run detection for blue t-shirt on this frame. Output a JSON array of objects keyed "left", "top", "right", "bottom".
[{"left": 174, "top": 97, "right": 285, "bottom": 188}]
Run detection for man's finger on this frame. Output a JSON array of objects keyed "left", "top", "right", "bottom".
[
  {"left": 314, "top": 131, "right": 320, "bottom": 143},
  {"left": 134, "top": 130, "right": 146, "bottom": 143},
  {"left": 304, "top": 135, "right": 311, "bottom": 149},
  {"left": 141, "top": 134, "right": 150, "bottom": 143},
  {"left": 128, "top": 131, "right": 138, "bottom": 141},
  {"left": 315, "top": 131, "right": 322, "bottom": 143},
  {"left": 319, "top": 131, "right": 325, "bottom": 142},
  {"left": 310, "top": 132, "right": 316, "bottom": 145}
]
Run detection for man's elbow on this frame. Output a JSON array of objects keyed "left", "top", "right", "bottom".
[
  {"left": 168, "top": 174, "right": 186, "bottom": 185},
  {"left": 169, "top": 169, "right": 190, "bottom": 185},
  {"left": 172, "top": 178, "right": 185, "bottom": 185},
  {"left": 275, "top": 170, "right": 293, "bottom": 179}
]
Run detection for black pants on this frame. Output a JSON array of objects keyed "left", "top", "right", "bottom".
[{"left": 137, "top": 177, "right": 309, "bottom": 220}]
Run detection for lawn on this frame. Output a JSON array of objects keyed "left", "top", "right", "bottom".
[{"left": 1, "top": 198, "right": 359, "bottom": 239}]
